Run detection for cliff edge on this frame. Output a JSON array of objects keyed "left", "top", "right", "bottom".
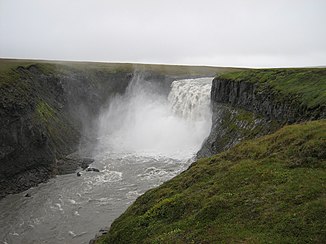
[
  {"left": 198, "top": 68, "right": 326, "bottom": 157},
  {"left": 98, "top": 68, "right": 326, "bottom": 244}
]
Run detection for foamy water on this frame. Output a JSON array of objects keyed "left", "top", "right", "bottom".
[
  {"left": 0, "top": 75, "right": 213, "bottom": 244},
  {"left": 96, "top": 75, "right": 212, "bottom": 159}
]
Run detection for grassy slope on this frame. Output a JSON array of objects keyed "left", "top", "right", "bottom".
[
  {"left": 0, "top": 58, "right": 243, "bottom": 77},
  {"left": 220, "top": 68, "right": 326, "bottom": 109},
  {"left": 100, "top": 120, "right": 326, "bottom": 243}
]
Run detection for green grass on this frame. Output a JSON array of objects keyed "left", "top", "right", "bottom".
[
  {"left": 36, "top": 100, "right": 56, "bottom": 121},
  {"left": 0, "top": 69, "right": 32, "bottom": 111},
  {"left": 0, "top": 58, "right": 243, "bottom": 79},
  {"left": 99, "top": 120, "right": 326, "bottom": 244},
  {"left": 35, "top": 99, "right": 79, "bottom": 155},
  {"left": 220, "top": 68, "right": 326, "bottom": 108}
]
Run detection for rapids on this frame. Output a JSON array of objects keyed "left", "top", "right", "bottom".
[{"left": 0, "top": 75, "right": 213, "bottom": 244}]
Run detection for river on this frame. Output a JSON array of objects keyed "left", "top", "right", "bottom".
[{"left": 0, "top": 76, "right": 213, "bottom": 244}]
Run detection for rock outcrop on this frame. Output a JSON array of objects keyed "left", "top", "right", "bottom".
[
  {"left": 198, "top": 75, "right": 326, "bottom": 158},
  {"left": 0, "top": 64, "right": 132, "bottom": 198},
  {"left": 211, "top": 77, "right": 325, "bottom": 122}
]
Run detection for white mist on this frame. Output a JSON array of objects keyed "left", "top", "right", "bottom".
[
  {"left": 96, "top": 74, "right": 213, "bottom": 159},
  {"left": 0, "top": 74, "right": 214, "bottom": 244}
]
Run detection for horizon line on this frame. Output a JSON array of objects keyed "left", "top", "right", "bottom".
[{"left": 1, "top": 56, "right": 325, "bottom": 69}]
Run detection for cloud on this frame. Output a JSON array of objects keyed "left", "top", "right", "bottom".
[{"left": 0, "top": 0, "right": 325, "bottom": 67}]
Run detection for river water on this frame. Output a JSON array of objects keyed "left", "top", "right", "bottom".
[{"left": 0, "top": 76, "right": 213, "bottom": 244}]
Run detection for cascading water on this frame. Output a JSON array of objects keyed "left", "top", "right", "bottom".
[
  {"left": 169, "top": 78, "right": 212, "bottom": 121},
  {"left": 0, "top": 75, "right": 213, "bottom": 244},
  {"left": 95, "top": 75, "right": 212, "bottom": 159}
]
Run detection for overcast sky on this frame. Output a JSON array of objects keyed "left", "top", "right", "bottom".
[{"left": 0, "top": 0, "right": 325, "bottom": 67}]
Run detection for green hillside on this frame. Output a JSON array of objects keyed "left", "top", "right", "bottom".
[
  {"left": 99, "top": 120, "right": 326, "bottom": 243},
  {"left": 220, "top": 68, "right": 326, "bottom": 108}
]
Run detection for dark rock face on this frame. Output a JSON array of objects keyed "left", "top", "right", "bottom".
[
  {"left": 0, "top": 67, "right": 59, "bottom": 198},
  {"left": 211, "top": 78, "right": 325, "bottom": 123},
  {"left": 56, "top": 156, "right": 94, "bottom": 175},
  {"left": 0, "top": 64, "right": 132, "bottom": 199},
  {"left": 198, "top": 77, "right": 325, "bottom": 158},
  {"left": 197, "top": 104, "right": 277, "bottom": 158},
  {"left": 0, "top": 166, "right": 54, "bottom": 198}
]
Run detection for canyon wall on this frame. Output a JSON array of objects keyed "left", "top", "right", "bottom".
[
  {"left": 0, "top": 64, "right": 133, "bottom": 198},
  {"left": 0, "top": 60, "right": 226, "bottom": 198},
  {"left": 198, "top": 73, "right": 326, "bottom": 158}
]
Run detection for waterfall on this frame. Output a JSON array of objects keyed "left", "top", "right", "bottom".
[
  {"left": 168, "top": 78, "right": 212, "bottom": 121},
  {"left": 96, "top": 74, "right": 213, "bottom": 159},
  {"left": 0, "top": 75, "right": 214, "bottom": 244}
]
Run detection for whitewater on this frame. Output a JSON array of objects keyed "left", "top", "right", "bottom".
[{"left": 0, "top": 75, "right": 213, "bottom": 244}]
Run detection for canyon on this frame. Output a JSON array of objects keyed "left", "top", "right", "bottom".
[{"left": 0, "top": 59, "right": 325, "bottom": 243}]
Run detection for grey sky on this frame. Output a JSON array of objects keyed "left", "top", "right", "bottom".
[{"left": 0, "top": 0, "right": 325, "bottom": 67}]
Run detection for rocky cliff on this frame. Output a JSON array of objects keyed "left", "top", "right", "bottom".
[
  {"left": 198, "top": 68, "right": 326, "bottom": 158},
  {"left": 0, "top": 63, "right": 133, "bottom": 198},
  {"left": 0, "top": 59, "right": 231, "bottom": 199}
]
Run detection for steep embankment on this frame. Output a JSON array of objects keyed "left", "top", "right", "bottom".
[
  {"left": 198, "top": 68, "right": 326, "bottom": 157},
  {"left": 0, "top": 59, "right": 237, "bottom": 198},
  {"left": 98, "top": 120, "right": 326, "bottom": 243},
  {"left": 0, "top": 60, "right": 133, "bottom": 198},
  {"left": 98, "top": 68, "right": 326, "bottom": 243}
]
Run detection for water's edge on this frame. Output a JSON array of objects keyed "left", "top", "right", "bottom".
[{"left": 0, "top": 76, "right": 213, "bottom": 244}]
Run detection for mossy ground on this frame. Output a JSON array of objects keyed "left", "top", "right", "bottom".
[
  {"left": 35, "top": 100, "right": 79, "bottom": 155},
  {"left": 221, "top": 108, "right": 278, "bottom": 140},
  {"left": 99, "top": 120, "right": 326, "bottom": 244},
  {"left": 0, "top": 58, "right": 242, "bottom": 78},
  {"left": 220, "top": 68, "right": 326, "bottom": 109},
  {"left": 0, "top": 60, "right": 79, "bottom": 156}
]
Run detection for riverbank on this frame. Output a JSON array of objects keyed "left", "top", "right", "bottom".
[{"left": 97, "top": 68, "right": 326, "bottom": 243}]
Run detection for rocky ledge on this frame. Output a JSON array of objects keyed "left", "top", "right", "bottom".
[{"left": 198, "top": 69, "right": 326, "bottom": 158}]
